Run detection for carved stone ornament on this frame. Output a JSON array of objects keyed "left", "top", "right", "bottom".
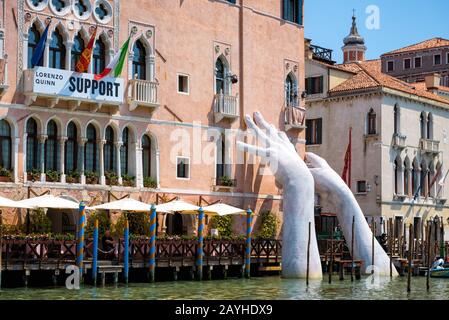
[
  {"left": 215, "top": 45, "right": 220, "bottom": 53},
  {"left": 146, "top": 29, "right": 153, "bottom": 38}
]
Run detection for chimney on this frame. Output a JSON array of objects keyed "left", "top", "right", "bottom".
[{"left": 425, "top": 73, "right": 442, "bottom": 90}]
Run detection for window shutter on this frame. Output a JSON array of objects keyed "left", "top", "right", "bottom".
[
  {"left": 319, "top": 76, "right": 324, "bottom": 93},
  {"left": 297, "top": 0, "right": 303, "bottom": 25},
  {"left": 305, "top": 119, "right": 312, "bottom": 145},
  {"left": 282, "top": 0, "right": 288, "bottom": 20},
  {"left": 316, "top": 118, "right": 323, "bottom": 144}
]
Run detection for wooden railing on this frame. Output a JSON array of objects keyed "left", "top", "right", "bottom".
[
  {"left": 214, "top": 92, "right": 239, "bottom": 118},
  {"left": 1, "top": 238, "right": 281, "bottom": 268},
  {"left": 129, "top": 79, "right": 159, "bottom": 110}
]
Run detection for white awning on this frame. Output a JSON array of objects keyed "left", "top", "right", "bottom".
[
  {"left": 90, "top": 198, "right": 152, "bottom": 212},
  {"left": 16, "top": 195, "right": 80, "bottom": 210},
  {"left": 203, "top": 203, "right": 246, "bottom": 216},
  {"left": 0, "top": 196, "right": 32, "bottom": 209},
  {"left": 155, "top": 199, "right": 199, "bottom": 213}
]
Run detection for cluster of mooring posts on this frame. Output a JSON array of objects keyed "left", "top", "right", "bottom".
[{"left": 1, "top": 205, "right": 447, "bottom": 288}]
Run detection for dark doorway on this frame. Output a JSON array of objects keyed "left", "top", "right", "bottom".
[{"left": 167, "top": 213, "right": 184, "bottom": 235}]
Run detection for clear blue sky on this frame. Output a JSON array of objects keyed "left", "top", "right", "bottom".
[{"left": 304, "top": 0, "right": 449, "bottom": 64}]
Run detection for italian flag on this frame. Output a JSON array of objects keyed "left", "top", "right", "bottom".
[{"left": 94, "top": 36, "right": 131, "bottom": 81}]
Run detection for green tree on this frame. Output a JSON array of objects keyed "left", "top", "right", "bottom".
[
  {"left": 86, "top": 210, "right": 111, "bottom": 237},
  {"left": 257, "top": 211, "right": 278, "bottom": 239},
  {"left": 210, "top": 215, "right": 233, "bottom": 237}
]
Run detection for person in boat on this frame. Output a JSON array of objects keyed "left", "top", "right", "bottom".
[{"left": 432, "top": 256, "right": 445, "bottom": 270}]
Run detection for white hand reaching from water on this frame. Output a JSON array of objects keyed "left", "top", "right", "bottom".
[
  {"left": 306, "top": 152, "right": 398, "bottom": 276},
  {"left": 237, "top": 112, "right": 322, "bottom": 279}
]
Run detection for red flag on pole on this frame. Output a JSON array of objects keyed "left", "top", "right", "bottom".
[
  {"left": 75, "top": 26, "right": 97, "bottom": 73},
  {"left": 341, "top": 127, "right": 352, "bottom": 188}
]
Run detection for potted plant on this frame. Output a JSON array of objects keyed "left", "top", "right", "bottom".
[
  {"left": 143, "top": 176, "right": 157, "bottom": 189},
  {"left": 85, "top": 170, "right": 99, "bottom": 185},
  {"left": 0, "top": 166, "right": 13, "bottom": 182},
  {"left": 219, "top": 175, "right": 235, "bottom": 187},
  {"left": 105, "top": 171, "right": 119, "bottom": 186},
  {"left": 122, "top": 174, "right": 135, "bottom": 187},
  {"left": 66, "top": 170, "right": 81, "bottom": 184},
  {"left": 45, "top": 169, "right": 61, "bottom": 182},
  {"left": 27, "top": 168, "right": 41, "bottom": 182}
]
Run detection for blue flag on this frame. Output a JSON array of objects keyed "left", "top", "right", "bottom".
[
  {"left": 30, "top": 22, "right": 51, "bottom": 68},
  {"left": 413, "top": 185, "right": 421, "bottom": 201}
]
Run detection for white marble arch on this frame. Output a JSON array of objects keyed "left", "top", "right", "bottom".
[
  {"left": 139, "top": 130, "right": 160, "bottom": 189},
  {"left": 127, "top": 34, "right": 155, "bottom": 81}
]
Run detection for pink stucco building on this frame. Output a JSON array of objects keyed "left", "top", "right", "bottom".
[{"left": 0, "top": 0, "right": 305, "bottom": 235}]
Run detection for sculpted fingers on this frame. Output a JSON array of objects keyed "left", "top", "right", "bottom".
[
  {"left": 305, "top": 152, "right": 329, "bottom": 169},
  {"left": 244, "top": 114, "right": 270, "bottom": 145},
  {"left": 236, "top": 141, "right": 270, "bottom": 158}
]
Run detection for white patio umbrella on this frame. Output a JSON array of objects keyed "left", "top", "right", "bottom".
[
  {"left": 0, "top": 195, "right": 32, "bottom": 209},
  {"left": 90, "top": 198, "right": 152, "bottom": 212},
  {"left": 16, "top": 194, "right": 81, "bottom": 210},
  {"left": 203, "top": 203, "right": 246, "bottom": 216},
  {"left": 155, "top": 199, "right": 199, "bottom": 213}
]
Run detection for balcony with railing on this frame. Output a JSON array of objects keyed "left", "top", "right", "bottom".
[
  {"left": 23, "top": 67, "right": 124, "bottom": 112},
  {"left": 128, "top": 79, "right": 159, "bottom": 111},
  {"left": 420, "top": 138, "right": 440, "bottom": 154},
  {"left": 284, "top": 103, "right": 306, "bottom": 131},
  {"left": 213, "top": 91, "right": 239, "bottom": 123},
  {"left": 392, "top": 133, "right": 407, "bottom": 149}
]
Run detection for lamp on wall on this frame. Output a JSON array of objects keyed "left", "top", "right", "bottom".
[
  {"left": 226, "top": 73, "right": 239, "bottom": 84},
  {"left": 301, "top": 91, "right": 307, "bottom": 99}
]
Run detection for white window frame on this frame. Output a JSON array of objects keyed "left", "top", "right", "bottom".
[
  {"left": 177, "top": 73, "right": 190, "bottom": 95},
  {"left": 434, "top": 53, "right": 442, "bottom": 66},
  {"left": 176, "top": 156, "right": 190, "bottom": 180},
  {"left": 414, "top": 56, "right": 422, "bottom": 69},
  {"left": 355, "top": 180, "right": 368, "bottom": 195},
  {"left": 387, "top": 60, "right": 395, "bottom": 72},
  {"left": 403, "top": 58, "right": 411, "bottom": 70}
]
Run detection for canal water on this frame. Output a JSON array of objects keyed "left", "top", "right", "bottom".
[{"left": 0, "top": 276, "right": 448, "bottom": 300}]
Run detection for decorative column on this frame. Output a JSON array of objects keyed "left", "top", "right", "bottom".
[
  {"left": 407, "top": 168, "right": 412, "bottom": 198},
  {"left": 44, "top": 42, "right": 50, "bottom": 67},
  {"left": 65, "top": 41, "right": 73, "bottom": 71},
  {"left": 155, "top": 149, "right": 160, "bottom": 188},
  {"left": 99, "top": 139, "right": 106, "bottom": 185},
  {"left": 134, "top": 141, "right": 143, "bottom": 188},
  {"left": 22, "top": 133, "right": 28, "bottom": 182},
  {"left": 399, "top": 166, "right": 405, "bottom": 196},
  {"left": 148, "top": 54, "right": 156, "bottom": 81},
  {"left": 13, "top": 137, "right": 19, "bottom": 183},
  {"left": 78, "top": 138, "right": 87, "bottom": 185},
  {"left": 59, "top": 136, "right": 67, "bottom": 183},
  {"left": 115, "top": 141, "right": 123, "bottom": 185},
  {"left": 38, "top": 134, "right": 47, "bottom": 182}
]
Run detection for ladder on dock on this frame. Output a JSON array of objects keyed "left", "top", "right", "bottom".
[{"left": 97, "top": 261, "right": 123, "bottom": 286}]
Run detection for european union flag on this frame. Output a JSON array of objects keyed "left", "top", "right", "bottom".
[{"left": 30, "top": 21, "right": 51, "bottom": 68}]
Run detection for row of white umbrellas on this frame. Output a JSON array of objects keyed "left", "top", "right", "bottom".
[{"left": 0, "top": 195, "right": 246, "bottom": 216}]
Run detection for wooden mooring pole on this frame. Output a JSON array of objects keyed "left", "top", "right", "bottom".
[
  {"left": 329, "top": 220, "right": 334, "bottom": 284},
  {"left": 407, "top": 224, "right": 413, "bottom": 293},
  {"left": 389, "top": 218, "right": 393, "bottom": 278},
  {"left": 306, "top": 221, "right": 311, "bottom": 286},
  {"left": 371, "top": 220, "right": 376, "bottom": 274},
  {"left": 426, "top": 220, "right": 431, "bottom": 291},
  {"left": 350, "top": 216, "right": 355, "bottom": 282}
]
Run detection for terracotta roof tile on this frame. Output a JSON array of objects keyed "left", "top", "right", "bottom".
[
  {"left": 329, "top": 60, "right": 449, "bottom": 105},
  {"left": 382, "top": 38, "right": 449, "bottom": 55}
]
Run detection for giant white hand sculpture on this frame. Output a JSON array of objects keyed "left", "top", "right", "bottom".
[
  {"left": 237, "top": 112, "right": 322, "bottom": 279},
  {"left": 306, "top": 152, "right": 398, "bottom": 276}
]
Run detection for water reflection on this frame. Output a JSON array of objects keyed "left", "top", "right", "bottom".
[{"left": 0, "top": 276, "right": 448, "bottom": 300}]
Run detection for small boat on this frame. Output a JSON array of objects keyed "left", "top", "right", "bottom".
[{"left": 430, "top": 268, "right": 449, "bottom": 278}]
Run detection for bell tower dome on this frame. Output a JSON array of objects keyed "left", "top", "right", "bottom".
[{"left": 342, "top": 13, "right": 366, "bottom": 63}]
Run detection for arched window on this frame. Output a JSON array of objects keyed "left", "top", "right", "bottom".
[
  {"left": 93, "top": 38, "right": 106, "bottom": 74},
  {"left": 420, "top": 161, "right": 427, "bottom": 197},
  {"left": 0, "top": 120, "right": 11, "bottom": 170},
  {"left": 45, "top": 120, "right": 58, "bottom": 171},
  {"left": 104, "top": 126, "right": 114, "bottom": 172},
  {"left": 285, "top": 73, "right": 297, "bottom": 107},
  {"left": 412, "top": 159, "right": 419, "bottom": 196},
  {"left": 49, "top": 28, "right": 66, "bottom": 69},
  {"left": 142, "top": 135, "right": 152, "bottom": 178},
  {"left": 26, "top": 118, "right": 39, "bottom": 171},
  {"left": 71, "top": 33, "right": 85, "bottom": 71},
  {"left": 132, "top": 40, "right": 146, "bottom": 80},
  {"left": 367, "top": 108, "right": 376, "bottom": 135},
  {"left": 428, "top": 161, "right": 434, "bottom": 198},
  {"left": 420, "top": 112, "right": 427, "bottom": 139},
  {"left": 120, "top": 127, "right": 129, "bottom": 175},
  {"left": 427, "top": 113, "right": 433, "bottom": 140},
  {"left": 65, "top": 122, "right": 78, "bottom": 173},
  {"left": 404, "top": 158, "right": 410, "bottom": 196},
  {"left": 216, "top": 134, "right": 226, "bottom": 181},
  {"left": 85, "top": 124, "right": 97, "bottom": 172},
  {"left": 394, "top": 158, "right": 400, "bottom": 195},
  {"left": 394, "top": 104, "right": 400, "bottom": 135},
  {"left": 28, "top": 24, "right": 41, "bottom": 68},
  {"left": 215, "top": 57, "right": 228, "bottom": 94}
]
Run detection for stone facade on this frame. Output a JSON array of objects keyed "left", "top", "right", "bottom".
[{"left": 0, "top": 0, "right": 306, "bottom": 237}]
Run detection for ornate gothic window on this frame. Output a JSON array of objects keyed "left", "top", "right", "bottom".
[
  {"left": 65, "top": 122, "right": 78, "bottom": 173},
  {"left": 120, "top": 127, "right": 129, "bottom": 175},
  {"left": 45, "top": 120, "right": 58, "bottom": 171},
  {"left": 132, "top": 40, "right": 146, "bottom": 80},
  {"left": 0, "top": 120, "right": 11, "bottom": 170},
  {"left": 104, "top": 126, "right": 115, "bottom": 172},
  {"left": 49, "top": 28, "right": 66, "bottom": 69},
  {"left": 85, "top": 124, "right": 97, "bottom": 172},
  {"left": 93, "top": 38, "right": 106, "bottom": 74},
  {"left": 142, "top": 135, "right": 152, "bottom": 178},
  {"left": 28, "top": 24, "right": 41, "bottom": 68},
  {"left": 71, "top": 33, "right": 85, "bottom": 71},
  {"left": 26, "top": 118, "right": 39, "bottom": 171}
]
